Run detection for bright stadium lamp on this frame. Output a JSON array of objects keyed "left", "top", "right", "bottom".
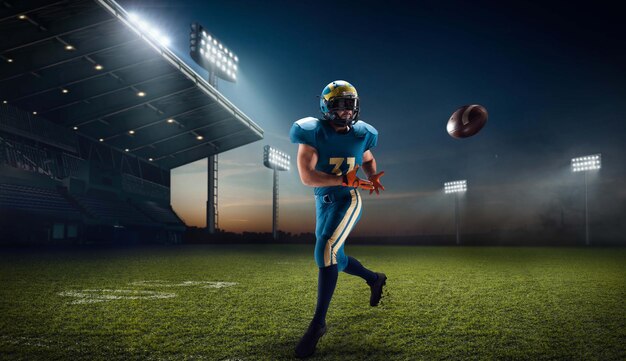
[
  {"left": 127, "top": 13, "right": 171, "bottom": 47},
  {"left": 571, "top": 154, "right": 601, "bottom": 246},
  {"left": 189, "top": 22, "right": 238, "bottom": 84},
  {"left": 444, "top": 180, "right": 467, "bottom": 245},
  {"left": 188, "top": 22, "right": 241, "bottom": 234},
  {"left": 263, "top": 145, "right": 291, "bottom": 240}
]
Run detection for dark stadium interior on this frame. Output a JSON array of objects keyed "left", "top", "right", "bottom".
[{"left": 0, "top": 0, "right": 263, "bottom": 244}]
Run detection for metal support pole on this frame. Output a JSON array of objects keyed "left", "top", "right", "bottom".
[
  {"left": 585, "top": 171, "right": 589, "bottom": 246},
  {"left": 206, "top": 70, "right": 219, "bottom": 234},
  {"left": 207, "top": 154, "right": 218, "bottom": 233},
  {"left": 455, "top": 193, "right": 460, "bottom": 245},
  {"left": 272, "top": 168, "right": 278, "bottom": 240}
]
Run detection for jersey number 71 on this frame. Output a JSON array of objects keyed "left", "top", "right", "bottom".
[{"left": 329, "top": 157, "right": 355, "bottom": 176}]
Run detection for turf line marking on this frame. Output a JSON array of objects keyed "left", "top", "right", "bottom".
[
  {"left": 58, "top": 289, "right": 176, "bottom": 304},
  {"left": 130, "top": 280, "right": 238, "bottom": 288}
]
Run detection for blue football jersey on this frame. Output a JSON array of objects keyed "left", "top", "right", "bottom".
[{"left": 290, "top": 117, "right": 378, "bottom": 196}]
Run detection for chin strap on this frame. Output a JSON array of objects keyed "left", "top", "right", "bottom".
[{"left": 329, "top": 113, "right": 356, "bottom": 127}]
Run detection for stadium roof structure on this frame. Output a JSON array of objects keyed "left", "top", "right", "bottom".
[{"left": 0, "top": 0, "right": 263, "bottom": 169}]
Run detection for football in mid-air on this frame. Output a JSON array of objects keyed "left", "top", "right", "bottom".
[{"left": 446, "top": 104, "right": 488, "bottom": 138}]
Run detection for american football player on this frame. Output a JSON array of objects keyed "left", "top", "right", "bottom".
[{"left": 290, "top": 80, "right": 387, "bottom": 358}]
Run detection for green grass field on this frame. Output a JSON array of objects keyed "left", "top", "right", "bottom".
[{"left": 1, "top": 245, "right": 625, "bottom": 360}]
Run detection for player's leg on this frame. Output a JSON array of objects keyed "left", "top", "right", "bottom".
[
  {"left": 296, "top": 191, "right": 360, "bottom": 358},
  {"left": 333, "top": 191, "right": 387, "bottom": 307},
  {"left": 343, "top": 256, "right": 377, "bottom": 284}
]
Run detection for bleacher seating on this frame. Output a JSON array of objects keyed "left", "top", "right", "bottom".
[
  {"left": 133, "top": 200, "right": 184, "bottom": 225},
  {"left": 72, "top": 191, "right": 155, "bottom": 226},
  {"left": 0, "top": 183, "right": 81, "bottom": 219},
  {"left": 0, "top": 135, "right": 86, "bottom": 179}
]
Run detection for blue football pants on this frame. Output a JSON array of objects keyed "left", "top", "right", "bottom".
[{"left": 314, "top": 189, "right": 362, "bottom": 271}]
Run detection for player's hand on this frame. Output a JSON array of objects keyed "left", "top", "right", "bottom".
[
  {"left": 341, "top": 165, "right": 374, "bottom": 191},
  {"left": 368, "top": 171, "right": 385, "bottom": 195}
]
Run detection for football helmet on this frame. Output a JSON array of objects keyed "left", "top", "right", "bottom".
[{"left": 320, "top": 80, "right": 360, "bottom": 126}]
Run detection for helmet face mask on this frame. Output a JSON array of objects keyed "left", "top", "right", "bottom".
[
  {"left": 328, "top": 97, "right": 359, "bottom": 113},
  {"left": 320, "top": 80, "right": 360, "bottom": 127}
]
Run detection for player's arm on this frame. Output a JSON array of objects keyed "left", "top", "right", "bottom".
[
  {"left": 361, "top": 150, "right": 377, "bottom": 178},
  {"left": 296, "top": 144, "right": 373, "bottom": 190},
  {"left": 362, "top": 150, "right": 385, "bottom": 195},
  {"left": 296, "top": 144, "right": 343, "bottom": 187}
]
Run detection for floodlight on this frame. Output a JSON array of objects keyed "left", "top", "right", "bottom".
[
  {"left": 73, "top": 126, "right": 78, "bottom": 130},
  {"left": 61, "top": 89, "right": 69, "bottom": 94},
  {"left": 444, "top": 180, "right": 467, "bottom": 194},
  {"left": 264, "top": 146, "right": 291, "bottom": 171},
  {"left": 263, "top": 145, "right": 291, "bottom": 240},
  {"left": 149, "top": 158, "right": 153, "bottom": 161},
  {"left": 129, "top": 130, "right": 135, "bottom": 134},
  {"left": 94, "top": 64, "right": 103, "bottom": 70},
  {"left": 158, "top": 36, "right": 170, "bottom": 46},
  {"left": 18, "top": 15, "right": 26, "bottom": 19},
  {"left": 32, "top": 111, "right": 37, "bottom": 115},
  {"left": 166, "top": 118, "right": 174, "bottom": 123},
  {"left": 99, "top": 138, "right": 104, "bottom": 142},
  {"left": 124, "top": 148, "right": 129, "bottom": 152},
  {"left": 444, "top": 179, "right": 467, "bottom": 245},
  {"left": 7, "top": 58, "right": 13, "bottom": 63},
  {"left": 128, "top": 13, "right": 171, "bottom": 48},
  {"left": 2, "top": 100, "right": 7, "bottom": 104},
  {"left": 189, "top": 23, "right": 242, "bottom": 234},
  {"left": 571, "top": 153, "right": 602, "bottom": 246},
  {"left": 189, "top": 22, "right": 238, "bottom": 83},
  {"left": 137, "top": 91, "right": 146, "bottom": 97},
  {"left": 65, "top": 45, "right": 74, "bottom": 51},
  {"left": 571, "top": 154, "right": 601, "bottom": 172}
]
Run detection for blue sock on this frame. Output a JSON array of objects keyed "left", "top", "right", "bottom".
[
  {"left": 311, "top": 264, "right": 338, "bottom": 328},
  {"left": 343, "top": 256, "right": 378, "bottom": 285}
]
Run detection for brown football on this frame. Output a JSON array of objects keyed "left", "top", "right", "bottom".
[{"left": 446, "top": 104, "right": 488, "bottom": 138}]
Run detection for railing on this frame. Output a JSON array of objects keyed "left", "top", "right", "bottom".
[
  {"left": 0, "top": 135, "right": 86, "bottom": 179},
  {"left": 121, "top": 173, "right": 169, "bottom": 200},
  {"left": 0, "top": 104, "right": 78, "bottom": 151}
]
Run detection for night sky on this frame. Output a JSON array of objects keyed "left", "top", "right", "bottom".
[{"left": 120, "top": 0, "right": 626, "bottom": 237}]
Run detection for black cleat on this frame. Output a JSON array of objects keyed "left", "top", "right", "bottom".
[
  {"left": 295, "top": 322, "right": 327, "bottom": 358},
  {"left": 368, "top": 272, "right": 387, "bottom": 307}
]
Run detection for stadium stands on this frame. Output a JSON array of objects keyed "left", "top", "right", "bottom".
[
  {"left": 72, "top": 189, "right": 154, "bottom": 227},
  {"left": 0, "top": 0, "right": 265, "bottom": 244},
  {"left": 0, "top": 183, "right": 81, "bottom": 220},
  {"left": 131, "top": 200, "right": 184, "bottom": 226}
]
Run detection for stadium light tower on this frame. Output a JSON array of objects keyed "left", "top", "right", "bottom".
[
  {"left": 263, "top": 146, "right": 290, "bottom": 240},
  {"left": 189, "top": 23, "right": 239, "bottom": 234},
  {"left": 571, "top": 154, "right": 601, "bottom": 246},
  {"left": 444, "top": 180, "right": 467, "bottom": 245}
]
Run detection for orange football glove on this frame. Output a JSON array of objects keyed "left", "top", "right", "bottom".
[
  {"left": 368, "top": 171, "right": 385, "bottom": 195},
  {"left": 341, "top": 165, "right": 374, "bottom": 191}
]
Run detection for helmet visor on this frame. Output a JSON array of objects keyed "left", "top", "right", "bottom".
[{"left": 328, "top": 97, "right": 359, "bottom": 112}]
